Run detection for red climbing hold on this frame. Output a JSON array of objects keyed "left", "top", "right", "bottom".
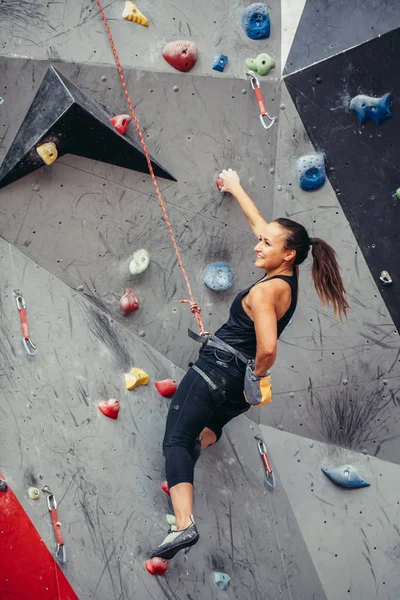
[
  {"left": 155, "top": 379, "right": 177, "bottom": 398},
  {"left": 162, "top": 40, "right": 198, "bottom": 73},
  {"left": 146, "top": 557, "right": 169, "bottom": 575},
  {"left": 110, "top": 114, "right": 132, "bottom": 135},
  {"left": 120, "top": 289, "right": 139, "bottom": 316},
  {"left": 161, "top": 481, "right": 170, "bottom": 496},
  {"left": 98, "top": 398, "right": 120, "bottom": 419},
  {"left": 216, "top": 178, "right": 224, "bottom": 191}
]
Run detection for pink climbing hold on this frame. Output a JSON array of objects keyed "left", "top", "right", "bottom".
[
  {"left": 162, "top": 40, "right": 198, "bottom": 73},
  {"left": 98, "top": 399, "right": 120, "bottom": 419},
  {"left": 216, "top": 178, "right": 224, "bottom": 191},
  {"left": 161, "top": 481, "right": 170, "bottom": 496},
  {"left": 120, "top": 289, "right": 139, "bottom": 316},
  {"left": 155, "top": 379, "right": 177, "bottom": 398},
  {"left": 110, "top": 114, "right": 132, "bottom": 135}
]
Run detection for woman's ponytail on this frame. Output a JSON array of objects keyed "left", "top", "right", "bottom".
[{"left": 310, "top": 237, "right": 349, "bottom": 320}]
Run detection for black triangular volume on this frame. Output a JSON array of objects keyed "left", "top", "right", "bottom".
[{"left": 0, "top": 66, "right": 176, "bottom": 189}]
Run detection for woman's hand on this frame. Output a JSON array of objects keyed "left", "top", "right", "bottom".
[{"left": 218, "top": 168, "right": 241, "bottom": 194}]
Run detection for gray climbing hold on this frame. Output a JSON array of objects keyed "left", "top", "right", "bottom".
[
  {"left": 101, "top": 76, "right": 107, "bottom": 82},
  {"left": 0, "top": 478, "right": 8, "bottom": 492},
  {"left": 213, "top": 572, "right": 231, "bottom": 590},
  {"left": 350, "top": 93, "right": 392, "bottom": 125},
  {"left": 0, "top": 97, "right": 4, "bottom": 105},
  {"left": 204, "top": 262, "right": 233, "bottom": 291},
  {"left": 173, "top": 85, "right": 179, "bottom": 92},
  {"left": 380, "top": 270, "right": 392, "bottom": 285},
  {"left": 139, "top": 330, "right": 145, "bottom": 337},
  {"left": 321, "top": 465, "right": 370, "bottom": 489}
]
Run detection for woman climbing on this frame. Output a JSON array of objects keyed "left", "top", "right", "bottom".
[{"left": 151, "top": 168, "right": 349, "bottom": 560}]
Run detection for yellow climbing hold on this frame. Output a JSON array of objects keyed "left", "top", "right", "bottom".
[
  {"left": 122, "top": 1, "right": 149, "bottom": 26},
  {"left": 36, "top": 141, "right": 58, "bottom": 165},
  {"left": 125, "top": 367, "right": 149, "bottom": 390}
]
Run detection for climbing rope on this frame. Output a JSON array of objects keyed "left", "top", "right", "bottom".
[{"left": 95, "top": 0, "right": 207, "bottom": 335}]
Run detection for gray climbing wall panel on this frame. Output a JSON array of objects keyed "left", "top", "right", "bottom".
[{"left": 1, "top": 0, "right": 400, "bottom": 598}]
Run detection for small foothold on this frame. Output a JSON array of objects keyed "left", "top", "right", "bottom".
[
  {"left": 321, "top": 464, "right": 370, "bottom": 489},
  {"left": 173, "top": 85, "right": 179, "bottom": 92},
  {"left": 122, "top": 1, "right": 149, "bottom": 26},
  {"left": 98, "top": 398, "right": 120, "bottom": 419},
  {"left": 155, "top": 379, "right": 178, "bottom": 398},
  {"left": 309, "top": 443, "right": 314, "bottom": 448},
  {"left": 146, "top": 557, "right": 168, "bottom": 575},
  {"left": 362, "top": 449, "right": 368, "bottom": 455},
  {"left": 162, "top": 40, "right": 198, "bottom": 73},
  {"left": 125, "top": 367, "right": 149, "bottom": 390},
  {"left": 342, "top": 379, "right": 348, "bottom": 385},
  {"left": 204, "top": 262, "right": 233, "bottom": 291},
  {"left": 380, "top": 270, "right": 392, "bottom": 285},
  {"left": 0, "top": 478, "right": 8, "bottom": 492},
  {"left": 213, "top": 572, "right": 231, "bottom": 591},
  {"left": 396, "top": 188, "right": 400, "bottom": 200},
  {"left": 241, "top": 89, "right": 248, "bottom": 95},
  {"left": 0, "top": 97, "right": 4, "bottom": 105},
  {"left": 161, "top": 481, "right": 170, "bottom": 496},
  {"left": 245, "top": 53, "right": 275, "bottom": 76},
  {"left": 350, "top": 93, "right": 392, "bottom": 125},
  {"left": 129, "top": 249, "right": 150, "bottom": 275},
  {"left": 280, "top": 103, "right": 286, "bottom": 110},
  {"left": 277, "top": 184, "right": 282, "bottom": 191},
  {"left": 139, "top": 330, "right": 145, "bottom": 337},
  {"left": 32, "top": 184, "right": 40, "bottom": 192},
  {"left": 77, "top": 285, "right": 84, "bottom": 292},
  {"left": 242, "top": 3, "right": 270, "bottom": 39},
  {"left": 269, "top": 167, "right": 275, "bottom": 174},
  {"left": 212, "top": 54, "right": 228, "bottom": 73},
  {"left": 101, "top": 76, "right": 107, "bottom": 82},
  {"left": 289, "top": 392, "right": 295, "bottom": 398},
  {"left": 166, "top": 514, "right": 177, "bottom": 527},
  {"left": 278, "top": 425, "right": 284, "bottom": 430},
  {"left": 36, "top": 141, "right": 58, "bottom": 165},
  {"left": 28, "top": 487, "right": 40, "bottom": 500},
  {"left": 120, "top": 288, "right": 140, "bottom": 316},
  {"left": 383, "top": 379, "right": 388, "bottom": 385},
  {"left": 110, "top": 114, "right": 131, "bottom": 135},
  {"left": 297, "top": 153, "right": 326, "bottom": 191},
  {"left": 216, "top": 178, "right": 224, "bottom": 191}
]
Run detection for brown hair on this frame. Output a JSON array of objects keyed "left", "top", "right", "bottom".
[{"left": 274, "top": 218, "right": 349, "bottom": 320}]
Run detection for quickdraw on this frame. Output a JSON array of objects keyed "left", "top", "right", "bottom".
[
  {"left": 255, "top": 435, "right": 276, "bottom": 489},
  {"left": 14, "top": 289, "right": 37, "bottom": 356},
  {"left": 42, "top": 486, "right": 67, "bottom": 566},
  {"left": 246, "top": 71, "right": 277, "bottom": 130}
]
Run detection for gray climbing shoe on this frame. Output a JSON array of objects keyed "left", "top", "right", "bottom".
[{"left": 151, "top": 515, "right": 199, "bottom": 559}]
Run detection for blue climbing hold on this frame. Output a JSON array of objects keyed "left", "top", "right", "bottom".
[
  {"left": 350, "top": 93, "right": 392, "bottom": 125},
  {"left": 242, "top": 3, "right": 270, "bottom": 40},
  {"left": 297, "top": 153, "right": 326, "bottom": 191},
  {"left": 212, "top": 54, "right": 228, "bottom": 73},
  {"left": 321, "top": 465, "right": 370, "bottom": 489},
  {"left": 213, "top": 572, "right": 231, "bottom": 591},
  {"left": 204, "top": 263, "right": 233, "bottom": 291}
]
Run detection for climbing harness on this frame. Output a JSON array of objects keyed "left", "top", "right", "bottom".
[
  {"left": 13, "top": 289, "right": 37, "bottom": 356},
  {"left": 254, "top": 435, "right": 276, "bottom": 489},
  {"left": 95, "top": 0, "right": 206, "bottom": 337},
  {"left": 42, "top": 486, "right": 67, "bottom": 566},
  {"left": 246, "top": 71, "right": 277, "bottom": 130}
]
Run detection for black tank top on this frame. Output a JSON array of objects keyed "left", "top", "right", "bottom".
[{"left": 199, "top": 270, "right": 298, "bottom": 365}]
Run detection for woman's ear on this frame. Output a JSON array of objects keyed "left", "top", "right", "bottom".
[{"left": 284, "top": 249, "right": 296, "bottom": 263}]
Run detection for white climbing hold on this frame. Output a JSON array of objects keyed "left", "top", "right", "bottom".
[{"left": 129, "top": 249, "right": 150, "bottom": 275}]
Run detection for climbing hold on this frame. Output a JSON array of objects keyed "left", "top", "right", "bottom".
[
  {"left": 110, "top": 114, "right": 131, "bottom": 135},
  {"left": 125, "top": 367, "right": 149, "bottom": 390},
  {"left": 98, "top": 398, "right": 120, "bottom": 419},
  {"left": 245, "top": 53, "right": 275, "bottom": 76},
  {"left": 380, "top": 270, "right": 392, "bottom": 285},
  {"left": 161, "top": 481, "right": 170, "bottom": 496},
  {"left": 173, "top": 85, "right": 179, "bottom": 92},
  {"left": 166, "top": 514, "right": 176, "bottom": 527},
  {"left": 36, "top": 141, "right": 58, "bottom": 165},
  {"left": 28, "top": 487, "right": 40, "bottom": 500},
  {"left": 242, "top": 3, "right": 270, "bottom": 40},
  {"left": 155, "top": 379, "right": 177, "bottom": 398},
  {"left": 0, "top": 97, "right": 4, "bottom": 105},
  {"left": 139, "top": 330, "right": 146, "bottom": 337},
  {"left": 297, "top": 153, "right": 326, "bottom": 191},
  {"left": 321, "top": 465, "right": 370, "bottom": 489},
  {"left": 395, "top": 188, "right": 400, "bottom": 200},
  {"left": 0, "top": 478, "right": 8, "bottom": 492},
  {"left": 162, "top": 40, "right": 198, "bottom": 73},
  {"left": 216, "top": 178, "right": 224, "bottom": 191},
  {"left": 212, "top": 54, "right": 228, "bottom": 73},
  {"left": 129, "top": 249, "right": 150, "bottom": 275},
  {"left": 145, "top": 557, "right": 168, "bottom": 575},
  {"left": 120, "top": 289, "right": 140, "bottom": 316},
  {"left": 204, "top": 262, "right": 233, "bottom": 291},
  {"left": 213, "top": 572, "right": 231, "bottom": 591},
  {"left": 122, "top": 1, "right": 149, "bottom": 26},
  {"left": 350, "top": 93, "right": 392, "bottom": 125}
]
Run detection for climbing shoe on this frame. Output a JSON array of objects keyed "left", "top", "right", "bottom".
[{"left": 150, "top": 515, "right": 199, "bottom": 560}]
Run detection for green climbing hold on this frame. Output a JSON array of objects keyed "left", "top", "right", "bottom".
[
  {"left": 396, "top": 188, "right": 400, "bottom": 200},
  {"left": 245, "top": 53, "right": 275, "bottom": 76}
]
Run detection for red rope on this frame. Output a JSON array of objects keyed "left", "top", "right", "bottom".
[{"left": 95, "top": 0, "right": 206, "bottom": 335}]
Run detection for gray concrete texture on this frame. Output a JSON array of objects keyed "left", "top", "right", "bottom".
[{"left": 0, "top": 0, "right": 400, "bottom": 598}]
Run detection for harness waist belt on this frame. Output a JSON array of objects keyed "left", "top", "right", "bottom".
[{"left": 188, "top": 329, "right": 251, "bottom": 365}]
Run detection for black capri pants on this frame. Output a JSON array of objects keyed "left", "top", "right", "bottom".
[{"left": 162, "top": 354, "right": 249, "bottom": 488}]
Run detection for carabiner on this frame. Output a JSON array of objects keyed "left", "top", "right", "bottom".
[
  {"left": 13, "top": 289, "right": 37, "bottom": 356},
  {"left": 255, "top": 435, "right": 276, "bottom": 489},
  {"left": 246, "top": 71, "right": 277, "bottom": 130},
  {"left": 55, "top": 543, "right": 67, "bottom": 566}
]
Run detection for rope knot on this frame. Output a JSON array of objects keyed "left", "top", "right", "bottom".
[{"left": 180, "top": 299, "right": 201, "bottom": 315}]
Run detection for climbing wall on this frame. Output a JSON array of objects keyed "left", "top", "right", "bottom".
[{"left": 0, "top": 0, "right": 400, "bottom": 598}]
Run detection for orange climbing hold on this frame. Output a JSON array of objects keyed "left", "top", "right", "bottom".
[
  {"left": 98, "top": 398, "right": 120, "bottom": 419},
  {"left": 110, "top": 114, "right": 131, "bottom": 135},
  {"left": 162, "top": 40, "right": 198, "bottom": 73},
  {"left": 122, "top": 1, "right": 149, "bottom": 26},
  {"left": 155, "top": 379, "right": 177, "bottom": 398},
  {"left": 36, "top": 141, "right": 58, "bottom": 165}
]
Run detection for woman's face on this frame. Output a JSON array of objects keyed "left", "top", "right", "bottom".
[{"left": 254, "top": 222, "right": 295, "bottom": 270}]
